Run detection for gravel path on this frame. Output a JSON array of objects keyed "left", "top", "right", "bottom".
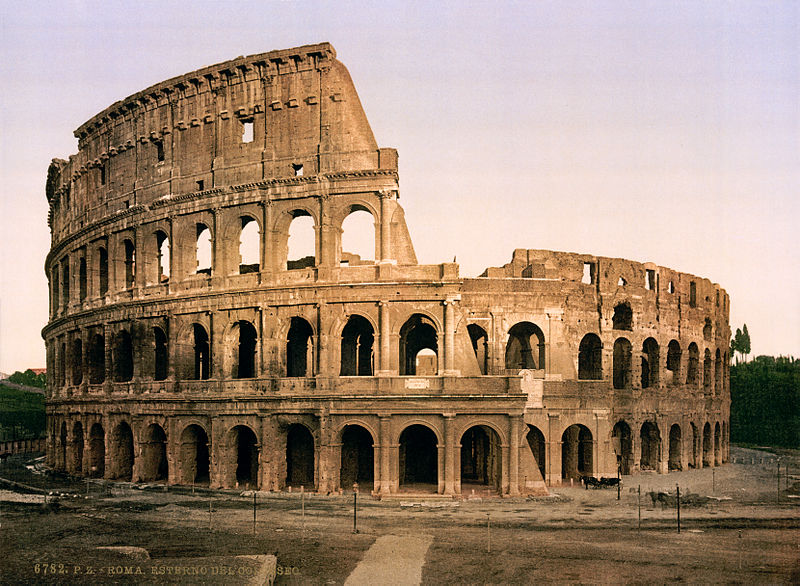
[{"left": 345, "top": 534, "right": 433, "bottom": 586}]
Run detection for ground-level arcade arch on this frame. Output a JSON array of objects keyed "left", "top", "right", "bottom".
[
  {"left": 561, "top": 424, "right": 593, "bottom": 481},
  {"left": 612, "top": 420, "right": 633, "bottom": 475},
  {"left": 460, "top": 425, "right": 502, "bottom": 495},
  {"left": 640, "top": 421, "right": 661, "bottom": 471},
  {"left": 140, "top": 423, "right": 168, "bottom": 482},
  {"left": 110, "top": 421, "right": 134, "bottom": 481},
  {"left": 286, "top": 424, "right": 315, "bottom": 489},
  {"left": 88, "top": 423, "right": 105, "bottom": 477},
  {"left": 70, "top": 421, "right": 84, "bottom": 474},
  {"left": 668, "top": 424, "right": 682, "bottom": 471},
  {"left": 229, "top": 425, "right": 259, "bottom": 489},
  {"left": 340, "top": 424, "right": 374, "bottom": 490},
  {"left": 398, "top": 424, "right": 438, "bottom": 492},
  {"left": 703, "top": 422, "right": 713, "bottom": 467},
  {"left": 179, "top": 424, "right": 210, "bottom": 486}
]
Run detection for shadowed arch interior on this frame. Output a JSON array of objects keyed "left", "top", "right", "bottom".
[
  {"left": 399, "top": 424, "right": 438, "bottom": 490},
  {"left": 286, "top": 424, "right": 315, "bottom": 489},
  {"left": 180, "top": 424, "right": 209, "bottom": 485},
  {"left": 505, "top": 322, "right": 545, "bottom": 371},
  {"left": 561, "top": 424, "right": 593, "bottom": 480},
  {"left": 399, "top": 314, "right": 438, "bottom": 376},
  {"left": 340, "top": 315, "right": 374, "bottom": 376},
  {"left": 340, "top": 425, "right": 373, "bottom": 488}
]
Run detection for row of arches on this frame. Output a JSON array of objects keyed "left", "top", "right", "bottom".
[
  {"left": 51, "top": 419, "right": 507, "bottom": 493},
  {"left": 51, "top": 207, "right": 379, "bottom": 315},
  {"left": 577, "top": 333, "right": 727, "bottom": 394},
  {"left": 52, "top": 414, "right": 728, "bottom": 491}
]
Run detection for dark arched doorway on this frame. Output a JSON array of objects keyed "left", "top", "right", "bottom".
[
  {"left": 340, "top": 425, "right": 374, "bottom": 489},
  {"left": 231, "top": 425, "right": 259, "bottom": 488},
  {"left": 460, "top": 425, "right": 502, "bottom": 494},
  {"left": 399, "top": 424, "right": 438, "bottom": 492},
  {"left": 141, "top": 423, "right": 168, "bottom": 482},
  {"left": 286, "top": 424, "right": 315, "bottom": 489},
  {"left": 612, "top": 420, "right": 633, "bottom": 475},
  {"left": 561, "top": 424, "right": 593, "bottom": 481},
  {"left": 180, "top": 424, "right": 210, "bottom": 485},
  {"left": 640, "top": 421, "right": 660, "bottom": 471}
]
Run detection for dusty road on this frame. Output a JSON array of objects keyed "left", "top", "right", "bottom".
[{"left": 1, "top": 447, "right": 798, "bottom": 584}]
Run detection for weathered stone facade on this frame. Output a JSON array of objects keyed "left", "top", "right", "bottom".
[{"left": 43, "top": 43, "right": 730, "bottom": 495}]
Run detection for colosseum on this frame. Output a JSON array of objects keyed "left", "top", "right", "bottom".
[{"left": 43, "top": 43, "right": 730, "bottom": 496}]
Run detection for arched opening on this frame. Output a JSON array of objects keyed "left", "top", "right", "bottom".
[
  {"left": 703, "top": 318, "right": 712, "bottom": 341},
  {"left": 562, "top": 424, "right": 593, "bottom": 480},
  {"left": 235, "top": 321, "right": 257, "bottom": 379},
  {"left": 461, "top": 425, "right": 502, "bottom": 494},
  {"left": 61, "top": 257, "right": 70, "bottom": 305},
  {"left": 340, "top": 208, "right": 375, "bottom": 264},
  {"left": 79, "top": 256, "right": 87, "bottom": 300},
  {"left": 239, "top": 217, "right": 260, "bottom": 274},
  {"left": 71, "top": 338, "right": 83, "bottom": 385},
  {"left": 612, "top": 420, "right": 633, "bottom": 475},
  {"left": 668, "top": 424, "right": 682, "bottom": 471},
  {"left": 612, "top": 303, "right": 633, "bottom": 330},
  {"left": 641, "top": 337, "right": 659, "bottom": 388},
  {"left": 415, "top": 348, "right": 437, "bottom": 376},
  {"left": 99, "top": 246, "right": 108, "bottom": 295},
  {"left": 58, "top": 342, "right": 66, "bottom": 387},
  {"left": 578, "top": 333, "right": 602, "bottom": 380},
  {"left": 690, "top": 422, "right": 699, "bottom": 468},
  {"left": 286, "top": 424, "right": 315, "bottom": 489},
  {"left": 112, "top": 422, "right": 134, "bottom": 481},
  {"left": 467, "top": 324, "right": 488, "bottom": 375},
  {"left": 113, "top": 330, "right": 133, "bottom": 382},
  {"left": 703, "top": 348, "right": 713, "bottom": 393},
  {"left": 714, "top": 422, "right": 721, "bottom": 466},
  {"left": 340, "top": 425, "right": 374, "bottom": 489},
  {"left": 153, "top": 327, "right": 168, "bottom": 381},
  {"left": 58, "top": 422, "right": 67, "bottom": 471},
  {"left": 722, "top": 421, "right": 728, "bottom": 463},
  {"left": 180, "top": 424, "right": 209, "bottom": 485},
  {"left": 666, "top": 340, "right": 681, "bottom": 385},
  {"left": 505, "top": 322, "right": 545, "bottom": 371},
  {"left": 71, "top": 422, "right": 84, "bottom": 474},
  {"left": 88, "top": 423, "right": 105, "bottom": 478},
  {"left": 196, "top": 223, "right": 212, "bottom": 275},
  {"left": 340, "top": 315, "right": 374, "bottom": 376},
  {"left": 399, "top": 314, "right": 438, "bottom": 376},
  {"left": 141, "top": 424, "right": 168, "bottom": 482},
  {"left": 613, "top": 338, "right": 632, "bottom": 389},
  {"left": 231, "top": 425, "right": 259, "bottom": 488},
  {"left": 399, "top": 424, "right": 438, "bottom": 491},
  {"left": 123, "top": 239, "right": 135, "bottom": 289},
  {"left": 525, "top": 425, "right": 546, "bottom": 482},
  {"left": 192, "top": 324, "right": 210, "bottom": 380},
  {"left": 640, "top": 421, "right": 660, "bottom": 471},
  {"left": 702, "top": 422, "right": 712, "bottom": 467},
  {"left": 156, "top": 230, "right": 170, "bottom": 282},
  {"left": 287, "top": 213, "right": 315, "bottom": 269},
  {"left": 686, "top": 343, "right": 700, "bottom": 386},
  {"left": 286, "top": 317, "right": 314, "bottom": 377},
  {"left": 88, "top": 333, "right": 105, "bottom": 384},
  {"left": 714, "top": 349, "right": 722, "bottom": 396}
]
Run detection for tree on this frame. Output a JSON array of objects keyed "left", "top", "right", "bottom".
[
  {"left": 7, "top": 369, "right": 46, "bottom": 389},
  {"left": 741, "top": 324, "right": 751, "bottom": 363}
]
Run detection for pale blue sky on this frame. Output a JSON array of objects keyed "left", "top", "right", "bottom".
[{"left": 1, "top": 1, "right": 798, "bottom": 372}]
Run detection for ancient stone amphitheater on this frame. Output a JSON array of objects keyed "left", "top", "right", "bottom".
[{"left": 44, "top": 43, "right": 730, "bottom": 495}]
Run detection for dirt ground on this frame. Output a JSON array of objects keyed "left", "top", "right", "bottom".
[{"left": 1, "top": 446, "right": 798, "bottom": 585}]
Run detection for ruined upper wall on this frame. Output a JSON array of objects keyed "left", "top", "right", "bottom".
[{"left": 45, "top": 43, "right": 397, "bottom": 240}]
